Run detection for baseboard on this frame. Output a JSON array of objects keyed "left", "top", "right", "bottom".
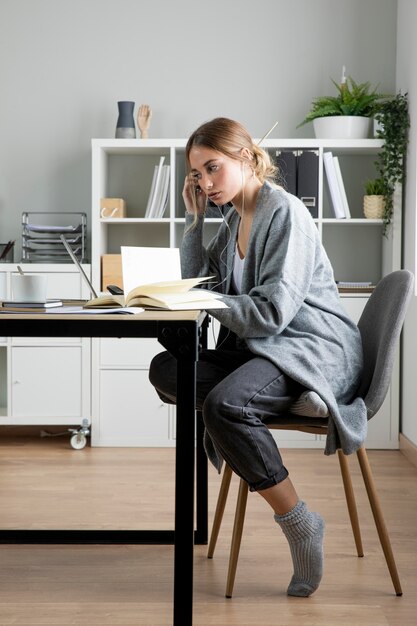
[{"left": 399, "top": 433, "right": 417, "bottom": 469}]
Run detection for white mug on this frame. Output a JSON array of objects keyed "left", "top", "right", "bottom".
[{"left": 11, "top": 274, "right": 48, "bottom": 302}]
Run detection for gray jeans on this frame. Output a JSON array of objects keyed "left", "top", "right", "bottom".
[{"left": 149, "top": 345, "right": 303, "bottom": 492}]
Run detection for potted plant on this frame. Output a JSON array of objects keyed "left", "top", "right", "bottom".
[
  {"left": 298, "top": 76, "right": 390, "bottom": 139},
  {"left": 373, "top": 92, "right": 409, "bottom": 233},
  {"left": 363, "top": 178, "right": 385, "bottom": 219}
]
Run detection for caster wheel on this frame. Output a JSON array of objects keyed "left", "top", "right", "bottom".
[{"left": 71, "top": 433, "right": 87, "bottom": 450}]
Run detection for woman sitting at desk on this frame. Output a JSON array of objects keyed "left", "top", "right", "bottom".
[{"left": 149, "top": 117, "right": 365, "bottom": 597}]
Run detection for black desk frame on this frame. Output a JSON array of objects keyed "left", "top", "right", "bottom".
[{"left": 0, "top": 311, "right": 209, "bottom": 626}]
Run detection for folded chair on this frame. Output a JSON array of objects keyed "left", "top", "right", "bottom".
[{"left": 207, "top": 269, "right": 414, "bottom": 598}]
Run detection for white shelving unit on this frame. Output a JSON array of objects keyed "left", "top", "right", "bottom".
[
  {"left": 0, "top": 264, "right": 91, "bottom": 429},
  {"left": 90, "top": 138, "right": 402, "bottom": 448}
]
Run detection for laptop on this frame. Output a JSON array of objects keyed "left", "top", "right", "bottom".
[{"left": 60, "top": 235, "right": 98, "bottom": 299}]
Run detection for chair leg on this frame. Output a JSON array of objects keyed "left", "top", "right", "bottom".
[
  {"left": 337, "top": 449, "right": 364, "bottom": 557},
  {"left": 356, "top": 446, "right": 403, "bottom": 596},
  {"left": 207, "top": 464, "right": 233, "bottom": 558},
  {"left": 226, "top": 478, "right": 249, "bottom": 598}
]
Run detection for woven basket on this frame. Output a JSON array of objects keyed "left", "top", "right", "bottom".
[{"left": 363, "top": 195, "right": 385, "bottom": 219}]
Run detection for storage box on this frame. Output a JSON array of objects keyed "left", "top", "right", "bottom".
[
  {"left": 101, "top": 254, "right": 122, "bottom": 291},
  {"left": 100, "top": 198, "right": 127, "bottom": 218}
]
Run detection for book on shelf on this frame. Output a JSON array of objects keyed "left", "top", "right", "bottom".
[
  {"left": 297, "top": 150, "right": 319, "bottom": 218},
  {"left": 153, "top": 164, "right": 170, "bottom": 218},
  {"left": 332, "top": 156, "right": 351, "bottom": 218},
  {"left": 275, "top": 150, "right": 297, "bottom": 195},
  {"left": 323, "top": 152, "right": 346, "bottom": 218},
  {"left": 144, "top": 156, "right": 164, "bottom": 217},
  {"left": 144, "top": 157, "right": 170, "bottom": 218},
  {"left": 275, "top": 149, "right": 319, "bottom": 218}
]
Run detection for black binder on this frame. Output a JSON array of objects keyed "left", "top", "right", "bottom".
[
  {"left": 275, "top": 150, "right": 297, "bottom": 195},
  {"left": 296, "top": 150, "right": 319, "bottom": 218}
]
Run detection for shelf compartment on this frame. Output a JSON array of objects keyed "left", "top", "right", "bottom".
[
  {"left": 103, "top": 222, "right": 171, "bottom": 254},
  {"left": 322, "top": 222, "right": 383, "bottom": 285},
  {"left": 322, "top": 152, "right": 380, "bottom": 219},
  {"left": 105, "top": 152, "right": 171, "bottom": 219}
]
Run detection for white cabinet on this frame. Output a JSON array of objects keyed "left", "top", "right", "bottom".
[
  {"left": 10, "top": 346, "right": 83, "bottom": 418},
  {"left": 0, "top": 264, "right": 91, "bottom": 427},
  {"left": 93, "top": 369, "right": 172, "bottom": 447},
  {"left": 91, "top": 338, "right": 173, "bottom": 446},
  {"left": 90, "top": 138, "right": 401, "bottom": 448}
]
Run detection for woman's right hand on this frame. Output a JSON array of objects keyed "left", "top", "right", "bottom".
[{"left": 183, "top": 175, "right": 207, "bottom": 215}]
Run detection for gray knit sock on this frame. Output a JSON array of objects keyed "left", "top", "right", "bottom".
[
  {"left": 290, "top": 391, "right": 329, "bottom": 418},
  {"left": 274, "top": 500, "right": 325, "bottom": 597}
]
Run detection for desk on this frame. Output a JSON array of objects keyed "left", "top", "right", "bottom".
[{"left": 0, "top": 309, "right": 208, "bottom": 626}]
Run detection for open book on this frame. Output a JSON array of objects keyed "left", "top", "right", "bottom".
[{"left": 84, "top": 276, "right": 227, "bottom": 310}]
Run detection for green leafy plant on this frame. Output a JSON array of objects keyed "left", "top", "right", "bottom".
[
  {"left": 298, "top": 77, "right": 390, "bottom": 127},
  {"left": 364, "top": 178, "right": 385, "bottom": 196},
  {"left": 373, "top": 92, "right": 410, "bottom": 233}
]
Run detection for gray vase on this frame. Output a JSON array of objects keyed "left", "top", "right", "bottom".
[{"left": 115, "top": 101, "right": 136, "bottom": 139}]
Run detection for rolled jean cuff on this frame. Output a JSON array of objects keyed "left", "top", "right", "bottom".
[{"left": 249, "top": 466, "right": 289, "bottom": 492}]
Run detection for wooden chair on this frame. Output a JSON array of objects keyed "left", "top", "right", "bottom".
[{"left": 207, "top": 270, "right": 414, "bottom": 598}]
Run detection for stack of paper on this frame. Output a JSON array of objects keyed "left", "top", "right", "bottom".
[{"left": 336, "top": 281, "right": 374, "bottom": 289}]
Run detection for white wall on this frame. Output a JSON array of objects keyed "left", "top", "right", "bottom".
[
  {"left": 396, "top": 0, "right": 417, "bottom": 446},
  {"left": 0, "top": 0, "right": 397, "bottom": 259},
  {"left": 3, "top": 1, "right": 415, "bottom": 445}
]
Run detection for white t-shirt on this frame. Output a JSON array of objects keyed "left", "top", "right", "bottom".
[{"left": 232, "top": 243, "right": 245, "bottom": 294}]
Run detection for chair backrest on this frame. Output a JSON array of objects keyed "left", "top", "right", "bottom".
[{"left": 357, "top": 270, "right": 414, "bottom": 417}]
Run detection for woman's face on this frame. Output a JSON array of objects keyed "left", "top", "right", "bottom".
[{"left": 188, "top": 145, "right": 245, "bottom": 206}]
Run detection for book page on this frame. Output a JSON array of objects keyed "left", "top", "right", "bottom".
[
  {"left": 84, "top": 294, "right": 123, "bottom": 308},
  {"left": 131, "top": 296, "right": 228, "bottom": 310},
  {"left": 128, "top": 287, "right": 222, "bottom": 307},
  {"left": 126, "top": 277, "right": 214, "bottom": 302},
  {"left": 139, "top": 288, "right": 221, "bottom": 303},
  {"left": 121, "top": 246, "right": 182, "bottom": 295}
]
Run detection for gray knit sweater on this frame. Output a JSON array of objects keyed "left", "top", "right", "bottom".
[{"left": 181, "top": 182, "right": 367, "bottom": 457}]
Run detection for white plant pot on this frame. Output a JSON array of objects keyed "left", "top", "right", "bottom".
[{"left": 313, "top": 116, "right": 371, "bottom": 139}]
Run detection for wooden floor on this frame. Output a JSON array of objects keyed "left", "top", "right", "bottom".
[{"left": 0, "top": 435, "right": 416, "bottom": 626}]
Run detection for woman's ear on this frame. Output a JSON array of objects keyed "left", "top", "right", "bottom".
[{"left": 240, "top": 147, "right": 254, "bottom": 162}]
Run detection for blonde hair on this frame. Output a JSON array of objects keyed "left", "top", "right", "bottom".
[{"left": 185, "top": 117, "right": 277, "bottom": 183}]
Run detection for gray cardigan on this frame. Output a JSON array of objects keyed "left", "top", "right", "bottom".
[{"left": 181, "top": 182, "right": 367, "bottom": 458}]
